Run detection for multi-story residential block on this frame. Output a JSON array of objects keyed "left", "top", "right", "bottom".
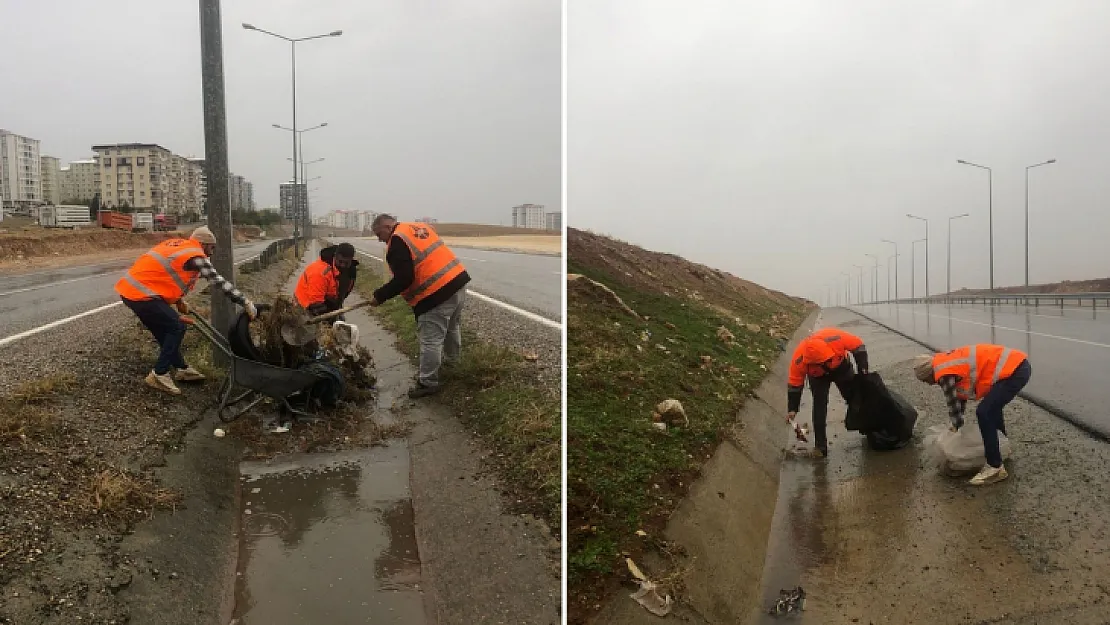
[
  {"left": 0, "top": 129, "right": 43, "bottom": 214},
  {"left": 40, "top": 156, "right": 61, "bottom": 205},
  {"left": 512, "top": 203, "right": 546, "bottom": 229},
  {"left": 59, "top": 158, "right": 101, "bottom": 204},
  {"left": 545, "top": 211, "right": 562, "bottom": 232},
  {"left": 93, "top": 143, "right": 174, "bottom": 212}
]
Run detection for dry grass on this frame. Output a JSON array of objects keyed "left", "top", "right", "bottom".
[
  {"left": 0, "top": 374, "right": 77, "bottom": 441},
  {"left": 88, "top": 468, "right": 183, "bottom": 521}
]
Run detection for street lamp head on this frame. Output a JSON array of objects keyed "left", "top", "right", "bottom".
[
  {"left": 242, "top": 23, "right": 257, "bottom": 30},
  {"left": 320, "top": 122, "right": 329, "bottom": 127},
  {"left": 329, "top": 30, "right": 343, "bottom": 36},
  {"left": 957, "top": 159, "right": 967, "bottom": 164},
  {"left": 272, "top": 123, "right": 281, "bottom": 129},
  {"left": 1047, "top": 159, "right": 1057, "bottom": 164}
]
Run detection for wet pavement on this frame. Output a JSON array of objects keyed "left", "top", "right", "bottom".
[
  {"left": 852, "top": 302, "right": 1110, "bottom": 437},
  {"left": 347, "top": 238, "right": 562, "bottom": 319},
  {"left": 752, "top": 308, "right": 1110, "bottom": 624},
  {"left": 0, "top": 240, "right": 275, "bottom": 340}
]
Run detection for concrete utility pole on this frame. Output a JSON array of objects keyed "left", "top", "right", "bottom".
[
  {"left": 881, "top": 239, "right": 898, "bottom": 302},
  {"left": 199, "top": 0, "right": 235, "bottom": 340}
]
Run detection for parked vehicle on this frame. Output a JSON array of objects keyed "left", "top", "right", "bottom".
[
  {"left": 39, "top": 205, "right": 92, "bottom": 229},
  {"left": 98, "top": 210, "right": 155, "bottom": 232},
  {"left": 154, "top": 213, "right": 179, "bottom": 231}
]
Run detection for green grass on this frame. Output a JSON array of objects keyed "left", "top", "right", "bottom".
[
  {"left": 566, "top": 258, "right": 800, "bottom": 589},
  {"left": 355, "top": 269, "right": 562, "bottom": 532}
]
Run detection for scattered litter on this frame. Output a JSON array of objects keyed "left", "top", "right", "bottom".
[
  {"left": 767, "top": 586, "right": 806, "bottom": 615},
  {"left": 925, "top": 423, "right": 1012, "bottom": 474},
  {"left": 653, "top": 399, "right": 688, "bottom": 428},
  {"left": 625, "top": 558, "right": 673, "bottom": 617},
  {"left": 716, "top": 326, "right": 735, "bottom": 343},
  {"left": 635, "top": 530, "right": 648, "bottom": 537},
  {"left": 652, "top": 422, "right": 667, "bottom": 431},
  {"left": 213, "top": 428, "right": 226, "bottom": 438}
]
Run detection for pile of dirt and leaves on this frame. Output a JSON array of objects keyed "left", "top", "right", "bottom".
[
  {"left": 0, "top": 227, "right": 177, "bottom": 263},
  {"left": 0, "top": 247, "right": 335, "bottom": 624},
  {"left": 566, "top": 227, "right": 814, "bottom": 623},
  {"left": 355, "top": 263, "right": 562, "bottom": 534}
]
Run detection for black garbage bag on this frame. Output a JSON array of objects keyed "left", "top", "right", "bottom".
[
  {"left": 298, "top": 360, "right": 346, "bottom": 408},
  {"left": 845, "top": 372, "right": 917, "bottom": 451}
]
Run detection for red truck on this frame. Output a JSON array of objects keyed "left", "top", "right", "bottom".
[
  {"left": 154, "top": 214, "right": 178, "bottom": 231},
  {"left": 98, "top": 210, "right": 154, "bottom": 232}
]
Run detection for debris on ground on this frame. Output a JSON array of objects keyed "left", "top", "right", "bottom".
[
  {"left": 653, "top": 399, "right": 688, "bottom": 428},
  {"left": 767, "top": 586, "right": 806, "bottom": 615},
  {"left": 716, "top": 325, "right": 735, "bottom": 343},
  {"left": 625, "top": 558, "right": 673, "bottom": 617},
  {"left": 567, "top": 273, "right": 642, "bottom": 319},
  {"left": 256, "top": 296, "right": 314, "bottom": 367}
]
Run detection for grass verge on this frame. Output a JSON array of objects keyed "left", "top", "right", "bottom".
[
  {"left": 566, "top": 256, "right": 806, "bottom": 618},
  {"left": 354, "top": 267, "right": 561, "bottom": 532}
]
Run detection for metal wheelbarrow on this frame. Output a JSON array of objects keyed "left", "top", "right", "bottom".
[{"left": 187, "top": 310, "right": 326, "bottom": 424}]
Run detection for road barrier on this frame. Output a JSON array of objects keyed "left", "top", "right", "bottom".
[
  {"left": 239, "top": 238, "right": 295, "bottom": 275},
  {"left": 865, "top": 292, "right": 1110, "bottom": 310}
]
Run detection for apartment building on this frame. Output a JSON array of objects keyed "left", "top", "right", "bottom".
[
  {"left": 0, "top": 129, "right": 43, "bottom": 214},
  {"left": 93, "top": 144, "right": 218, "bottom": 217},
  {"left": 40, "top": 156, "right": 61, "bottom": 205},
  {"left": 59, "top": 159, "right": 100, "bottom": 203},
  {"left": 512, "top": 203, "right": 546, "bottom": 229},
  {"left": 545, "top": 211, "right": 562, "bottom": 232}
]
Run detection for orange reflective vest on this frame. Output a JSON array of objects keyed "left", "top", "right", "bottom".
[
  {"left": 788, "top": 327, "right": 864, "bottom": 387},
  {"left": 294, "top": 259, "right": 339, "bottom": 308},
  {"left": 114, "top": 238, "right": 205, "bottom": 303},
  {"left": 390, "top": 222, "right": 466, "bottom": 307},
  {"left": 931, "top": 344, "right": 1027, "bottom": 400}
]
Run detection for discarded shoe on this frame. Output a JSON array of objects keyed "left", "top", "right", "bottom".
[
  {"left": 175, "top": 366, "right": 206, "bottom": 382},
  {"left": 969, "top": 464, "right": 1008, "bottom": 486},
  {"left": 145, "top": 371, "right": 181, "bottom": 396}
]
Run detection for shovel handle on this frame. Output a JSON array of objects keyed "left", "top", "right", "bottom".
[{"left": 306, "top": 300, "right": 372, "bottom": 324}]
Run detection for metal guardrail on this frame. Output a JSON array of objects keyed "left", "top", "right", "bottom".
[
  {"left": 239, "top": 237, "right": 295, "bottom": 274},
  {"left": 863, "top": 292, "right": 1110, "bottom": 309}
]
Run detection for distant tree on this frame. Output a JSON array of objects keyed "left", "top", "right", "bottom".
[{"left": 87, "top": 194, "right": 101, "bottom": 220}]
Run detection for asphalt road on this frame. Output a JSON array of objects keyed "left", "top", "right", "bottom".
[
  {"left": 346, "top": 237, "right": 562, "bottom": 320},
  {"left": 0, "top": 240, "right": 275, "bottom": 343},
  {"left": 850, "top": 301, "right": 1110, "bottom": 437}
]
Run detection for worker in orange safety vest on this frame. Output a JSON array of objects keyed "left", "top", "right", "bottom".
[
  {"left": 366, "top": 214, "right": 471, "bottom": 399},
  {"left": 293, "top": 242, "right": 359, "bottom": 321},
  {"left": 115, "top": 226, "right": 257, "bottom": 396},
  {"left": 787, "top": 327, "right": 870, "bottom": 457},
  {"left": 913, "top": 344, "right": 1031, "bottom": 485}
]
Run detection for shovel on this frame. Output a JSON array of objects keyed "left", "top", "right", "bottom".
[{"left": 280, "top": 301, "right": 374, "bottom": 346}]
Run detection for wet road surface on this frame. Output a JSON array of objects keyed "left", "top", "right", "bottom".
[
  {"left": 754, "top": 308, "right": 1110, "bottom": 624},
  {"left": 851, "top": 302, "right": 1110, "bottom": 437},
  {"left": 347, "top": 238, "right": 561, "bottom": 320},
  {"left": 0, "top": 241, "right": 276, "bottom": 342}
]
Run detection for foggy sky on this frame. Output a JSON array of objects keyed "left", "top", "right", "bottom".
[
  {"left": 569, "top": 0, "right": 1110, "bottom": 304},
  {"left": 0, "top": 0, "right": 560, "bottom": 223}
]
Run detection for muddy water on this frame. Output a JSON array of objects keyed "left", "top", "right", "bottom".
[{"left": 231, "top": 248, "right": 428, "bottom": 624}]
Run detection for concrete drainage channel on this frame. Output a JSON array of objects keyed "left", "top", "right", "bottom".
[{"left": 229, "top": 243, "right": 431, "bottom": 624}]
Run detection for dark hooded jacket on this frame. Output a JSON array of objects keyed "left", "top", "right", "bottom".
[{"left": 305, "top": 245, "right": 359, "bottom": 317}]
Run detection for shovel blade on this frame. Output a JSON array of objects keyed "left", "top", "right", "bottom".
[{"left": 281, "top": 322, "right": 316, "bottom": 346}]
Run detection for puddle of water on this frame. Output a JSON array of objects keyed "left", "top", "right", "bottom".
[{"left": 232, "top": 446, "right": 429, "bottom": 624}]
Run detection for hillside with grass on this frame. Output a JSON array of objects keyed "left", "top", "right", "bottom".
[{"left": 566, "top": 228, "right": 814, "bottom": 621}]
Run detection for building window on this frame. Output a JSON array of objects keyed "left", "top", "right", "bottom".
[{"left": 137, "top": 157, "right": 145, "bottom": 166}]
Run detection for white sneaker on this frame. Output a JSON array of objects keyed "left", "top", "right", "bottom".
[
  {"left": 145, "top": 371, "right": 181, "bottom": 395},
  {"left": 969, "top": 464, "right": 1008, "bottom": 486},
  {"left": 175, "top": 366, "right": 206, "bottom": 382}
]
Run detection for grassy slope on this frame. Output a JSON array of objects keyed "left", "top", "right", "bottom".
[
  {"left": 566, "top": 228, "right": 813, "bottom": 614},
  {"left": 355, "top": 266, "right": 562, "bottom": 533}
]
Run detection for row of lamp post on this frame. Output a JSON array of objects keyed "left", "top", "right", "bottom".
[
  {"left": 828, "top": 157, "right": 1056, "bottom": 308},
  {"left": 242, "top": 22, "right": 342, "bottom": 254}
]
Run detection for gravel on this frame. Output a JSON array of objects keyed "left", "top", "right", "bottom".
[{"left": 460, "top": 291, "right": 562, "bottom": 389}]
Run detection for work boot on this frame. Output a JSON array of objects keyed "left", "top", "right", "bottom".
[
  {"left": 175, "top": 366, "right": 206, "bottom": 383},
  {"left": 969, "top": 464, "right": 1008, "bottom": 486},
  {"left": 408, "top": 383, "right": 441, "bottom": 399},
  {"left": 145, "top": 371, "right": 181, "bottom": 396}
]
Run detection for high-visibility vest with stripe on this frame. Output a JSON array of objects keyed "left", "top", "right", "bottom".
[
  {"left": 293, "top": 258, "right": 339, "bottom": 308},
  {"left": 114, "top": 239, "right": 205, "bottom": 303},
  {"left": 389, "top": 223, "right": 466, "bottom": 307},
  {"left": 788, "top": 327, "right": 864, "bottom": 387},
  {"left": 932, "top": 344, "right": 1027, "bottom": 400}
]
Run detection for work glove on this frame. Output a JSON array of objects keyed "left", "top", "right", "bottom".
[
  {"left": 785, "top": 411, "right": 797, "bottom": 425},
  {"left": 175, "top": 301, "right": 190, "bottom": 315},
  {"left": 244, "top": 300, "right": 258, "bottom": 321}
]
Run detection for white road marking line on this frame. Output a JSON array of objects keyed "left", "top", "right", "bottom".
[
  {"left": 0, "top": 253, "right": 269, "bottom": 348},
  {"left": 863, "top": 306, "right": 1110, "bottom": 350},
  {"left": 0, "top": 302, "right": 123, "bottom": 348},
  {"left": 455, "top": 255, "right": 488, "bottom": 263},
  {"left": 354, "top": 250, "right": 562, "bottom": 329}
]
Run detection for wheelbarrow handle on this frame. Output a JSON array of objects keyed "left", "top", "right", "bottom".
[{"left": 306, "top": 300, "right": 373, "bottom": 324}]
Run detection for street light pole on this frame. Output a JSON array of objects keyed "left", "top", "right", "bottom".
[
  {"left": 911, "top": 239, "right": 925, "bottom": 300},
  {"left": 958, "top": 159, "right": 993, "bottom": 291},
  {"left": 907, "top": 214, "right": 929, "bottom": 298},
  {"left": 243, "top": 23, "right": 341, "bottom": 254},
  {"left": 881, "top": 239, "right": 898, "bottom": 301},
  {"left": 853, "top": 264, "right": 864, "bottom": 304},
  {"left": 947, "top": 213, "right": 969, "bottom": 297},
  {"left": 841, "top": 271, "right": 850, "bottom": 305},
  {"left": 1025, "top": 158, "right": 1056, "bottom": 288},
  {"left": 887, "top": 254, "right": 896, "bottom": 302},
  {"left": 273, "top": 121, "right": 327, "bottom": 245},
  {"left": 865, "top": 253, "right": 879, "bottom": 303}
]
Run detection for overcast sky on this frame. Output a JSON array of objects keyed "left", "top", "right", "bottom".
[
  {"left": 570, "top": 0, "right": 1110, "bottom": 303},
  {"left": 0, "top": 0, "right": 559, "bottom": 223}
]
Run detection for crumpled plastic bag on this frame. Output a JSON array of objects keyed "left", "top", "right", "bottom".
[
  {"left": 925, "top": 423, "right": 1012, "bottom": 474},
  {"left": 625, "top": 558, "right": 673, "bottom": 617}
]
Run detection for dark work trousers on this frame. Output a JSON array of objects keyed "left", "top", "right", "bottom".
[
  {"left": 976, "top": 359, "right": 1032, "bottom": 468},
  {"left": 122, "top": 297, "right": 188, "bottom": 375},
  {"left": 808, "top": 359, "right": 856, "bottom": 453}
]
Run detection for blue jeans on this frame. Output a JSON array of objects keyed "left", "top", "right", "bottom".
[
  {"left": 122, "top": 297, "right": 188, "bottom": 375},
  {"left": 976, "top": 359, "right": 1032, "bottom": 468}
]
